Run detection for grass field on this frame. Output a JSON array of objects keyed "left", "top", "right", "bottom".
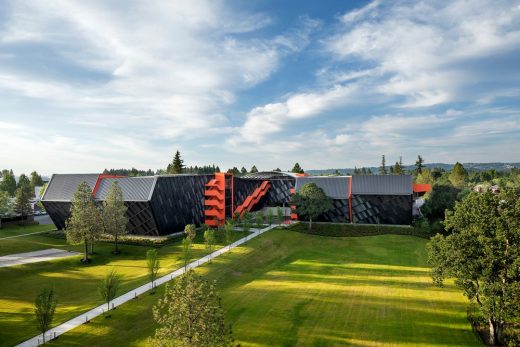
[
  {"left": 54, "top": 228, "right": 481, "bottom": 347},
  {"left": 0, "top": 225, "right": 246, "bottom": 346}
]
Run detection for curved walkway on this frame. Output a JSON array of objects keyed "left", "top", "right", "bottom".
[{"left": 16, "top": 224, "right": 282, "bottom": 347}]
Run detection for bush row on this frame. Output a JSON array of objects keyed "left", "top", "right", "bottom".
[{"left": 287, "top": 222, "right": 431, "bottom": 239}]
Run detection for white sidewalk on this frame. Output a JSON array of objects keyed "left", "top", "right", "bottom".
[
  {"left": 16, "top": 224, "right": 281, "bottom": 347},
  {"left": 0, "top": 249, "right": 81, "bottom": 268}
]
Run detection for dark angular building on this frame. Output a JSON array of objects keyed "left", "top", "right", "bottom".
[{"left": 42, "top": 171, "right": 417, "bottom": 236}]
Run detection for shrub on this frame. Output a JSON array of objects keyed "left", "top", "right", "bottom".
[{"left": 287, "top": 222, "right": 430, "bottom": 238}]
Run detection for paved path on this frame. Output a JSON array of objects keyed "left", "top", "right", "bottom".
[
  {"left": 0, "top": 248, "right": 81, "bottom": 268},
  {"left": 16, "top": 224, "right": 282, "bottom": 347},
  {"left": 0, "top": 229, "right": 52, "bottom": 240}
]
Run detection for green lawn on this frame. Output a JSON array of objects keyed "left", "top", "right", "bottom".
[
  {"left": 54, "top": 229, "right": 481, "bottom": 347},
  {"left": 0, "top": 228, "right": 246, "bottom": 346}
]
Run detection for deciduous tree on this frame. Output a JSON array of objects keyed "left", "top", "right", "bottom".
[
  {"left": 0, "top": 191, "right": 10, "bottom": 229},
  {"left": 98, "top": 269, "right": 120, "bottom": 316},
  {"left": 449, "top": 162, "right": 468, "bottom": 188},
  {"left": 151, "top": 270, "right": 233, "bottom": 347},
  {"left": 277, "top": 206, "right": 283, "bottom": 225},
  {"left": 267, "top": 209, "right": 274, "bottom": 226},
  {"left": 66, "top": 182, "right": 103, "bottom": 263},
  {"left": 184, "top": 224, "right": 197, "bottom": 244},
  {"left": 102, "top": 182, "right": 128, "bottom": 254},
  {"left": 291, "top": 183, "right": 333, "bottom": 230},
  {"left": 204, "top": 228, "right": 215, "bottom": 263},
  {"left": 427, "top": 189, "right": 520, "bottom": 345},
  {"left": 34, "top": 288, "right": 57, "bottom": 345},
  {"left": 147, "top": 249, "right": 160, "bottom": 293},
  {"left": 13, "top": 187, "right": 32, "bottom": 224},
  {"left": 0, "top": 169, "right": 17, "bottom": 196},
  {"left": 182, "top": 237, "right": 191, "bottom": 271}
]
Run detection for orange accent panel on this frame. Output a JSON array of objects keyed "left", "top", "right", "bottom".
[
  {"left": 413, "top": 183, "right": 432, "bottom": 193},
  {"left": 234, "top": 180, "right": 271, "bottom": 216},
  {"left": 204, "top": 173, "right": 228, "bottom": 227}
]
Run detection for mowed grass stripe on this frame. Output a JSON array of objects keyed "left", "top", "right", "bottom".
[{"left": 52, "top": 229, "right": 481, "bottom": 347}]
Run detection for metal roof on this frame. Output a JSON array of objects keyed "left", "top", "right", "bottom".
[
  {"left": 351, "top": 175, "right": 412, "bottom": 195},
  {"left": 295, "top": 176, "right": 350, "bottom": 199},
  {"left": 94, "top": 177, "right": 156, "bottom": 201},
  {"left": 242, "top": 171, "right": 299, "bottom": 179},
  {"left": 42, "top": 174, "right": 99, "bottom": 201}
]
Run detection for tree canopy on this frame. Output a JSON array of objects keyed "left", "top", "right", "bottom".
[
  {"left": 102, "top": 182, "right": 128, "bottom": 254},
  {"left": 0, "top": 170, "right": 17, "bottom": 196},
  {"left": 151, "top": 270, "right": 233, "bottom": 347},
  {"left": 291, "top": 183, "right": 333, "bottom": 230},
  {"left": 448, "top": 162, "right": 468, "bottom": 188},
  {"left": 427, "top": 189, "right": 520, "bottom": 345},
  {"left": 291, "top": 163, "right": 304, "bottom": 174}
]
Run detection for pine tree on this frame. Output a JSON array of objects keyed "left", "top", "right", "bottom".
[
  {"left": 379, "top": 155, "right": 387, "bottom": 175},
  {"left": 250, "top": 165, "right": 258, "bottom": 173},
  {"left": 394, "top": 161, "right": 403, "bottom": 175},
  {"left": 273, "top": 168, "right": 281, "bottom": 172},
  {"left": 361, "top": 167, "right": 367, "bottom": 175},
  {"left": 168, "top": 150, "right": 184, "bottom": 174},
  {"left": 291, "top": 163, "right": 304, "bottom": 174},
  {"left": 415, "top": 155, "right": 425, "bottom": 175},
  {"left": 66, "top": 182, "right": 103, "bottom": 263},
  {"left": 102, "top": 182, "right": 128, "bottom": 254},
  {"left": 389, "top": 166, "right": 395, "bottom": 175},
  {"left": 240, "top": 167, "right": 247, "bottom": 175}
]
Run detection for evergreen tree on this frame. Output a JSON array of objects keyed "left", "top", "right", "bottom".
[
  {"left": 168, "top": 150, "right": 184, "bottom": 174},
  {"left": 379, "top": 155, "right": 387, "bottom": 175},
  {"left": 250, "top": 165, "right": 259, "bottom": 173},
  {"left": 0, "top": 170, "right": 17, "bottom": 196},
  {"left": 66, "top": 182, "right": 103, "bottom": 263},
  {"left": 240, "top": 167, "right": 247, "bottom": 175},
  {"left": 0, "top": 191, "right": 10, "bottom": 229},
  {"left": 273, "top": 168, "right": 281, "bottom": 172},
  {"left": 394, "top": 161, "right": 404, "bottom": 175},
  {"left": 227, "top": 167, "right": 240, "bottom": 175},
  {"left": 415, "top": 155, "right": 425, "bottom": 175},
  {"left": 14, "top": 187, "right": 32, "bottom": 224},
  {"left": 361, "top": 167, "right": 367, "bottom": 175},
  {"left": 389, "top": 166, "right": 395, "bottom": 175},
  {"left": 291, "top": 163, "right": 304, "bottom": 174},
  {"left": 151, "top": 270, "right": 233, "bottom": 346},
  {"left": 353, "top": 167, "right": 360, "bottom": 175},
  {"left": 367, "top": 168, "right": 373, "bottom": 175},
  {"left": 449, "top": 162, "right": 469, "bottom": 188},
  {"left": 102, "top": 182, "right": 129, "bottom": 254}
]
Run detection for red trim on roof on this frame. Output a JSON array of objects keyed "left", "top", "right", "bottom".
[
  {"left": 413, "top": 183, "right": 432, "bottom": 193},
  {"left": 92, "top": 174, "right": 125, "bottom": 197}
]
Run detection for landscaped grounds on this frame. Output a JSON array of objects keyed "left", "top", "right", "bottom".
[
  {"left": 0, "top": 224, "right": 247, "bottom": 346},
  {"left": 52, "top": 227, "right": 481, "bottom": 346}
]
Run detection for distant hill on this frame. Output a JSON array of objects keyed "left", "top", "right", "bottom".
[{"left": 306, "top": 162, "right": 520, "bottom": 175}]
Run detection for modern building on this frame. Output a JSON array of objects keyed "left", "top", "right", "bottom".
[{"left": 42, "top": 172, "right": 424, "bottom": 236}]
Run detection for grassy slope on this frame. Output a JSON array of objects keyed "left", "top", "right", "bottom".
[
  {"left": 55, "top": 229, "right": 481, "bottom": 347},
  {"left": 0, "top": 230, "right": 244, "bottom": 346}
]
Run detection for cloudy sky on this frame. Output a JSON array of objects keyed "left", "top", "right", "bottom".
[{"left": 1, "top": 0, "right": 519, "bottom": 174}]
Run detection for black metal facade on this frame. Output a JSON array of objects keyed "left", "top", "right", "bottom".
[
  {"left": 351, "top": 195, "right": 413, "bottom": 225},
  {"left": 42, "top": 201, "right": 71, "bottom": 230},
  {"left": 149, "top": 175, "right": 212, "bottom": 234}
]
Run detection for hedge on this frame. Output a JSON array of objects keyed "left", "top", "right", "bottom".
[{"left": 287, "top": 222, "right": 431, "bottom": 239}]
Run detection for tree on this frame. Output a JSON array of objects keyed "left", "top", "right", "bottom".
[
  {"left": 267, "top": 209, "right": 274, "bottom": 226},
  {"left": 277, "top": 206, "right": 283, "bottom": 225},
  {"left": 98, "top": 269, "right": 120, "bottom": 316},
  {"left": 37, "top": 183, "right": 48, "bottom": 213},
  {"left": 421, "top": 184, "right": 460, "bottom": 221},
  {"left": 250, "top": 165, "right": 258, "bottom": 173},
  {"left": 224, "top": 220, "right": 234, "bottom": 251},
  {"left": 102, "top": 182, "right": 128, "bottom": 254},
  {"left": 13, "top": 187, "right": 32, "bottom": 224},
  {"left": 147, "top": 249, "right": 160, "bottom": 293},
  {"left": 226, "top": 167, "right": 240, "bottom": 175},
  {"left": 204, "top": 228, "right": 215, "bottom": 263},
  {"left": 182, "top": 237, "right": 192, "bottom": 271},
  {"left": 389, "top": 166, "right": 394, "bottom": 175},
  {"left": 0, "top": 191, "right": 10, "bottom": 229},
  {"left": 242, "top": 211, "right": 252, "bottom": 233},
  {"left": 168, "top": 150, "right": 184, "bottom": 174},
  {"left": 427, "top": 189, "right": 520, "bottom": 345},
  {"left": 394, "top": 160, "right": 404, "bottom": 175},
  {"left": 240, "top": 167, "right": 247, "bottom": 175},
  {"left": 151, "top": 270, "right": 233, "bottom": 347},
  {"left": 379, "top": 155, "right": 387, "bottom": 175},
  {"left": 291, "top": 163, "right": 304, "bottom": 174},
  {"left": 415, "top": 155, "right": 425, "bottom": 175},
  {"left": 416, "top": 168, "right": 433, "bottom": 185},
  {"left": 449, "top": 162, "right": 468, "bottom": 188},
  {"left": 30, "top": 171, "right": 44, "bottom": 192},
  {"left": 255, "top": 212, "right": 263, "bottom": 227},
  {"left": 17, "top": 173, "right": 33, "bottom": 196},
  {"left": 291, "top": 183, "right": 333, "bottom": 230},
  {"left": 0, "top": 169, "right": 17, "bottom": 196},
  {"left": 184, "top": 224, "right": 197, "bottom": 244},
  {"left": 273, "top": 168, "right": 281, "bottom": 172},
  {"left": 34, "top": 288, "right": 57, "bottom": 345},
  {"left": 66, "top": 182, "right": 103, "bottom": 263}
]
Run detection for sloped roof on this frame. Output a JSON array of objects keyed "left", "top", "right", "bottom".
[
  {"left": 94, "top": 177, "right": 156, "bottom": 201},
  {"left": 242, "top": 171, "right": 299, "bottom": 179},
  {"left": 42, "top": 174, "right": 99, "bottom": 201},
  {"left": 295, "top": 176, "right": 350, "bottom": 199},
  {"left": 352, "top": 175, "right": 412, "bottom": 195}
]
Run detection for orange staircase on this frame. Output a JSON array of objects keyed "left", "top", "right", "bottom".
[
  {"left": 234, "top": 180, "right": 271, "bottom": 216},
  {"left": 289, "top": 188, "right": 298, "bottom": 221},
  {"left": 204, "top": 174, "right": 226, "bottom": 227}
]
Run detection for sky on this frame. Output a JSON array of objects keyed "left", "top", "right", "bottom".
[{"left": 0, "top": 0, "right": 519, "bottom": 175}]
